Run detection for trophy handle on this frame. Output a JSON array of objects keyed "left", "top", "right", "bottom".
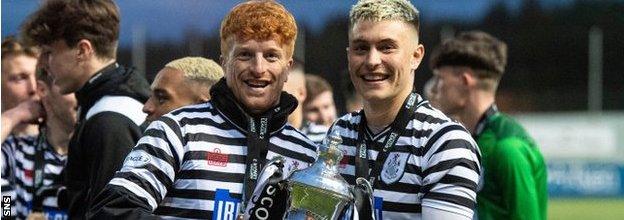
[{"left": 351, "top": 177, "right": 376, "bottom": 220}]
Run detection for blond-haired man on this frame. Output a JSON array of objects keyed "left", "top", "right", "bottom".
[
  {"left": 329, "top": 0, "right": 481, "bottom": 219},
  {"left": 142, "top": 57, "right": 223, "bottom": 122}
]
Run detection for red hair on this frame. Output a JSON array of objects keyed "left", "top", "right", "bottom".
[{"left": 220, "top": 0, "right": 297, "bottom": 57}]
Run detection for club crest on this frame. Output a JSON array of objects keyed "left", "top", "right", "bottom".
[{"left": 380, "top": 152, "right": 408, "bottom": 184}]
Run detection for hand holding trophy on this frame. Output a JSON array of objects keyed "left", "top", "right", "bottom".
[{"left": 245, "top": 131, "right": 375, "bottom": 220}]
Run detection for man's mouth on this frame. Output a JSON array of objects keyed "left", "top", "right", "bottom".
[
  {"left": 361, "top": 74, "right": 389, "bottom": 82},
  {"left": 244, "top": 79, "right": 270, "bottom": 88}
]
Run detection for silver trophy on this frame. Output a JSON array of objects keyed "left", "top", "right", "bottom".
[{"left": 285, "top": 131, "right": 374, "bottom": 220}]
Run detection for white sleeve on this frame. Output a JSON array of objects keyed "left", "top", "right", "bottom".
[{"left": 423, "top": 205, "right": 472, "bottom": 220}]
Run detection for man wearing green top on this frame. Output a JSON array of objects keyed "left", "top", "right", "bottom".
[{"left": 429, "top": 30, "right": 547, "bottom": 220}]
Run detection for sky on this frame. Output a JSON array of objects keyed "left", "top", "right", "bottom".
[{"left": 1, "top": 0, "right": 577, "bottom": 47}]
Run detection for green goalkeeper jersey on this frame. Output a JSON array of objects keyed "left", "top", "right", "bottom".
[{"left": 474, "top": 105, "right": 547, "bottom": 220}]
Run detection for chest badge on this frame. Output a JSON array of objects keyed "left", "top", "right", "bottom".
[{"left": 380, "top": 152, "right": 408, "bottom": 184}]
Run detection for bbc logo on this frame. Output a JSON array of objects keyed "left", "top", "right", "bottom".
[{"left": 2, "top": 196, "right": 10, "bottom": 217}]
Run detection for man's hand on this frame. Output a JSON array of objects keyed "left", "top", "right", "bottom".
[
  {"left": 26, "top": 212, "right": 45, "bottom": 220},
  {"left": 4, "top": 100, "right": 45, "bottom": 125},
  {"left": 1, "top": 100, "right": 44, "bottom": 142}
]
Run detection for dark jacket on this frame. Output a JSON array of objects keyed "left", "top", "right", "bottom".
[{"left": 65, "top": 63, "right": 150, "bottom": 219}]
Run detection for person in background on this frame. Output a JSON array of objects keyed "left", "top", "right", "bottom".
[
  {"left": 300, "top": 74, "right": 336, "bottom": 144},
  {"left": 1, "top": 36, "right": 42, "bottom": 220},
  {"left": 1, "top": 36, "right": 41, "bottom": 143},
  {"left": 283, "top": 59, "right": 307, "bottom": 129},
  {"left": 88, "top": 1, "right": 317, "bottom": 218},
  {"left": 303, "top": 74, "right": 337, "bottom": 128},
  {"left": 329, "top": 0, "right": 481, "bottom": 219},
  {"left": 430, "top": 30, "right": 547, "bottom": 220},
  {"left": 142, "top": 57, "right": 223, "bottom": 122},
  {"left": 2, "top": 36, "right": 77, "bottom": 219},
  {"left": 423, "top": 76, "right": 442, "bottom": 110},
  {"left": 21, "top": 0, "right": 150, "bottom": 218}
]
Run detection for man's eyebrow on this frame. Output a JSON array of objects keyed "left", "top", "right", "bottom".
[
  {"left": 350, "top": 39, "right": 368, "bottom": 44},
  {"left": 152, "top": 88, "right": 169, "bottom": 95},
  {"left": 378, "top": 38, "right": 398, "bottom": 44}
]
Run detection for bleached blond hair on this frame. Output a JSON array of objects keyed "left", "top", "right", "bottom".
[
  {"left": 165, "top": 57, "right": 223, "bottom": 87},
  {"left": 349, "top": 0, "right": 420, "bottom": 33}
]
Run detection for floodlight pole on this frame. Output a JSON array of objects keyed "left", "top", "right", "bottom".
[{"left": 588, "top": 26, "right": 603, "bottom": 112}]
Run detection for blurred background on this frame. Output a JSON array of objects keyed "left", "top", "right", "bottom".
[{"left": 3, "top": 0, "right": 623, "bottom": 219}]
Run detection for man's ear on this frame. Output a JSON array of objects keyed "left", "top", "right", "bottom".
[
  {"left": 284, "top": 58, "right": 293, "bottom": 83},
  {"left": 461, "top": 69, "right": 478, "bottom": 87},
  {"left": 76, "top": 39, "right": 95, "bottom": 62},
  {"left": 411, "top": 44, "right": 425, "bottom": 70}
]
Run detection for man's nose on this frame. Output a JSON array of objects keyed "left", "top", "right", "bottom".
[
  {"left": 250, "top": 54, "right": 268, "bottom": 77},
  {"left": 142, "top": 98, "right": 155, "bottom": 115},
  {"left": 365, "top": 48, "right": 382, "bottom": 70}
]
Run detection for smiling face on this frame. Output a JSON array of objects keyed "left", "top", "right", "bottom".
[
  {"left": 222, "top": 38, "right": 292, "bottom": 114},
  {"left": 142, "top": 67, "right": 202, "bottom": 122},
  {"left": 347, "top": 20, "right": 424, "bottom": 104}
]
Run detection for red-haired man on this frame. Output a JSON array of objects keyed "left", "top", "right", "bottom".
[{"left": 89, "top": 1, "right": 318, "bottom": 219}]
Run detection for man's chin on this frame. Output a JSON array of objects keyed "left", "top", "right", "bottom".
[{"left": 242, "top": 99, "right": 276, "bottom": 115}]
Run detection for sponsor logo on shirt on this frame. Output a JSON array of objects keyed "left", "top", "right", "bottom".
[
  {"left": 212, "top": 189, "right": 240, "bottom": 220},
  {"left": 124, "top": 150, "right": 152, "bottom": 168},
  {"left": 374, "top": 196, "right": 383, "bottom": 220},
  {"left": 381, "top": 152, "right": 408, "bottom": 184},
  {"left": 207, "top": 148, "right": 229, "bottom": 167}
]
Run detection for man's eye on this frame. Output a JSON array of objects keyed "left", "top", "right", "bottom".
[
  {"left": 265, "top": 53, "right": 280, "bottom": 62},
  {"left": 237, "top": 52, "right": 252, "bottom": 60},
  {"left": 379, "top": 44, "right": 396, "bottom": 53},
  {"left": 13, "top": 74, "right": 29, "bottom": 81},
  {"left": 156, "top": 95, "right": 168, "bottom": 104},
  {"left": 351, "top": 45, "right": 369, "bottom": 55}
]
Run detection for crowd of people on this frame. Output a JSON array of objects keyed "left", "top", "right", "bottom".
[{"left": 1, "top": 0, "right": 546, "bottom": 220}]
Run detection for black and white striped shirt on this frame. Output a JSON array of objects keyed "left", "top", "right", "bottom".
[
  {"left": 1, "top": 135, "right": 67, "bottom": 220},
  {"left": 107, "top": 102, "right": 318, "bottom": 219},
  {"left": 331, "top": 98, "right": 481, "bottom": 219},
  {"left": 300, "top": 122, "right": 329, "bottom": 145}
]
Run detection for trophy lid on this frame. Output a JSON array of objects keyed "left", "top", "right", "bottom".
[{"left": 289, "top": 131, "right": 352, "bottom": 198}]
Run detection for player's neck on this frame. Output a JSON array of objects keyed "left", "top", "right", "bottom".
[
  {"left": 362, "top": 91, "right": 410, "bottom": 135},
  {"left": 288, "top": 106, "right": 303, "bottom": 129},
  {"left": 457, "top": 91, "right": 495, "bottom": 134},
  {"left": 80, "top": 58, "right": 117, "bottom": 87}
]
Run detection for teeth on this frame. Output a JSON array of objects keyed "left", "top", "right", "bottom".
[
  {"left": 363, "top": 75, "right": 387, "bottom": 81},
  {"left": 246, "top": 80, "right": 269, "bottom": 87}
]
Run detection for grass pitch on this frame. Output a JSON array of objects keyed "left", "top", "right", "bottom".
[{"left": 548, "top": 198, "right": 624, "bottom": 220}]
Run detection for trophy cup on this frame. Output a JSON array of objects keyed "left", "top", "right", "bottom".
[{"left": 286, "top": 131, "right": 365, "bottom": 220}]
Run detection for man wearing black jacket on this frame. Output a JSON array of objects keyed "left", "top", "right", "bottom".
[{"left": 21, "top": 0, "right": 150, "bottom": 219}]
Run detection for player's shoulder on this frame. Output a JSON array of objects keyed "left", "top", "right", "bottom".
[
  {"left": 334, "top": 111, "right": 362, "bottom": 130},
  {"left": 411, "top": 103, "right": 465, "bottom": 135},
  {"left": 167, "top": 101, "right": 215, "bottom": 119},
  {"left": 488, "top": 113, "right": 533, "bottom": 141}
]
